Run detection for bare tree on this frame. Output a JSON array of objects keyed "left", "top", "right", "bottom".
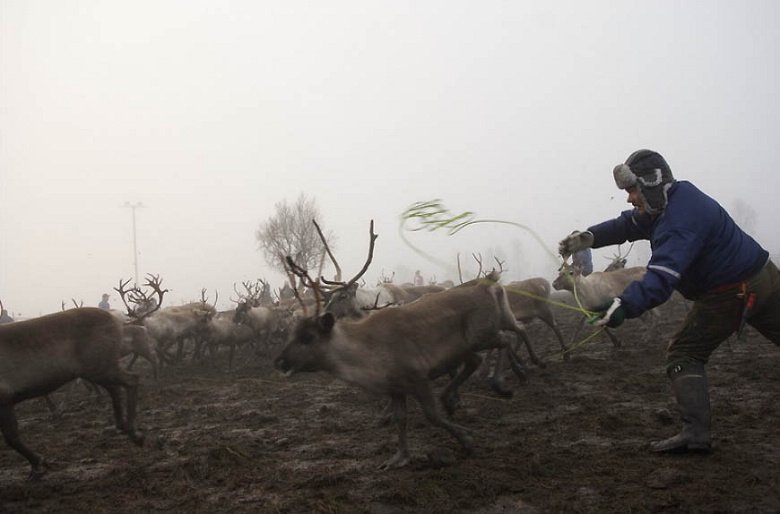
[{"left": 255, "top": 194, "right": 336, "bottom": 282}]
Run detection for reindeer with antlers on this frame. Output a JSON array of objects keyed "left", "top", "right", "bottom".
[
  {"left": 274, "top": 221, "right": 533, "bottom": 469},
  {"left": 229, "top": 279, "right": 293, "bottom": 355},
  {"left": 120, "top": 281, "right": 216, "bottom": 369}
]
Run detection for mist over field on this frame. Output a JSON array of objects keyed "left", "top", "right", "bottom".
[{"left": 2, "top": 1, "right": 778, "bottom": 317}]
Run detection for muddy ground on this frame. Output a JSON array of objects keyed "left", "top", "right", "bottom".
[{"left": 1, "top": 294, "right": 779, "bottom": 513}]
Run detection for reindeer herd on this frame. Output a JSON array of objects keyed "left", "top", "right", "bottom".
[{"left": 0, "top": 221, "right": 652, "bottom": 479}]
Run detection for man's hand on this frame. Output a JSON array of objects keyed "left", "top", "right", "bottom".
[
  {"left": 591, "top": 297, "right": 626, "bottom": 328},
  {"left": 558, "top": 230, "right": 594, "bottom": 259}
]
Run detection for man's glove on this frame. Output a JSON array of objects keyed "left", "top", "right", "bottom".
[
  {"left": 558, "top": 230, "right": 594, "bottom": 259},
  {"left": 591, "top": 297, "right": 626, "bottom": 328}
]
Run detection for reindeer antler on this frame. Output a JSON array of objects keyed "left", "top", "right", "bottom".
[
  {"left": 345, "top": 220, "right": 378, "bottom": 288},
  {"left": 115, "top": 274, "right": 167, "bottom": 321},
  {"left": 313, "top": 219, "right": 342, "bottom": 283},
  {"left": 285, "top": 255, "right": 322, "bottom": 318},
  {"left": 472, "top": 253, "right": 483, "bottom": 279}
]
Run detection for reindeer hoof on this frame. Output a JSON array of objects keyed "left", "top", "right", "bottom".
[
  {"left": 28, "top": 460, "right": 49, "bottom": 481},
  {"left": 378, "top": 451, "right": 410, "bottom": 470},
  {"left": 426, "top": 448, "right": 457, "bottom": 468},
  {"left": 129, "top": 430, "right": 145, "bottom": 446},
  {"left": 490, "top": 380, "right": 514, "bottom": 398},
  {"left": 441, "top": 394, "right": 461, "bottom": 416}
]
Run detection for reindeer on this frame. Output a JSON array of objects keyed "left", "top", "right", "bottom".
[
  {"left": 231, "top": 280, "right": 294, "bottom": 354},
  {"left": 504, "top": 277, "right": 569, "bottom": 357},
  {"left": 123, "top": 285, "right": 216, "bottom": 368},
  {"left": 275, "top": 251, "right": 530, "bottom": 469},
  {"left": 455, "top": 256, "right": 566, "bottom": 387},
  {"left": 603, "top": 243, "right": 633, "bottom": 273},
  {"left": 0, "top": 306, "right": 148, "bottom": 479},
  {"left": 43, "top": 283, "right": 163, "bottom": 417},
  {"left": 202, "top": 311, "right": 258, "bottom": 371},
  {"left": 552, "top": 262, "right": 648, "bottom": 348},
  {"left": 317, "top": 222, "right": 529, "bottom": 395},
  {"left": 379, "top": 283, "right": 447, "bottom": 304}
]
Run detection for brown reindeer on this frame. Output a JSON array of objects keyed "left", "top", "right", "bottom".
[
  {"left": 275, "top": 245, "right": 530, "bottom": 469},
  {"left": 0, "top": 308, "right": 145, "bottom": 479},
  {"left": 504, "top": 278, "right": 569, "bottom": 357}
]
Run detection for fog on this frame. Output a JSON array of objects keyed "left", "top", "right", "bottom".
[{"left": 1, "top": 1, "right": 778, "bottom": 317}]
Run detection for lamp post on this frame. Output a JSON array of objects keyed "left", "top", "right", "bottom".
[{"left": 123, "top": 202, "right": 143, "bottom": 285}]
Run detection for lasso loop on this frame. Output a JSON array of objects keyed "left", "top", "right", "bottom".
[
  {"left": 399, "top": 199, "right": 559, "bottom": 264},
  {"left": 399, "top": 199, "right": 606, "bottom": 352}
]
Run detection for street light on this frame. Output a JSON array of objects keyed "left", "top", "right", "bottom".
[{"left": 123, "top": 201, "right": 144, "bottom": 285}]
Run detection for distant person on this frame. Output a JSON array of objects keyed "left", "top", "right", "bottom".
[
  {"left": 98, "top": 293, "right": 111, "bottom": 310},
  {"left": 572, "top": 247, "right": 594, "bottom": 276},
  {"left": 0, "top": 308, "right": 14, "bottom": 324},
  {"left": 413, "top": 270, "right": 425, "bottom": 286}
]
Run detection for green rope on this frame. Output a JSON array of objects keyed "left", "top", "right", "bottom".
[
  {"left": 399, "top": 199, "right": 606, "bottom": 352},
  {"left": 399, "top": 199, "right": 560, "bottom": 266},
  {"left": 560, "top": 326, "right": 607, "bottom": 356}
]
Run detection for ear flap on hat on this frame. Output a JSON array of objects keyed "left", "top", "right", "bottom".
[{"left": 613, "top": 163, "right": 636, "bottom": 189}]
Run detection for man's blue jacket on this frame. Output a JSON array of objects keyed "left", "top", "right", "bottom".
[{"left": 587, "top": 181, "right": 768, "bottom": 318}]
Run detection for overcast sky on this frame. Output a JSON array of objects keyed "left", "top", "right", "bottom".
[{"left": 1, "top": 0, "right": 778, "bottom": 317}]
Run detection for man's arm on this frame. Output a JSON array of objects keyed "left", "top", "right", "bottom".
[{"left": 588, "top": 210, "right": 652, "bottom": 249}]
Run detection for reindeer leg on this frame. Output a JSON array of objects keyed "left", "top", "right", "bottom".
[
  {"left": 492, "top": 331, "right": 529, "bottom": 393},
  {"left": 120, "top": 372, "right": 143, "bottom": 445},
  {"left": 490, "top": 347, "right": 515, "bottom": 397},
  {"left": 441, "top": 352, "right": 482, "bottom": 414},
  {"left": 413, "top": 383, "right": 474, "bottom": 456},
  {"left": 95, "top": 370, "right": 143, "bottom": 445},
  {"left": 477, "top": 349, "right": 494, "bottom": 379},
  {"left": 151, "top": 358, "right": 159, "bottom": 381},
  {"left": 156, "top": 342, "right": 175, "bottom": 369},
  {"left": 515, "top": 326, "right": 546, "bottom": 368},
  {"left": 378, "top": 394, "right": 410, "bottom": 470},
  {"left": 126, "top": 354, "right": 139, "bottom": 371},
  {"left": 228, "top": 343, "right": 235, "bottom": 372},
  {"left": 145, "top": 353, "right": 159, "bottom": 381},
  {"left": 569, "top": 317, "right": 586, "bottom": 346},
  {"left": 175, "top": 337, "right": 188, "bottom": 364},
  {"left": 541, "top": 315, "right": 570, "bottom": 361},
  {"left": 43, "top": 395, "right": 63, "bottom": 420},
  {"left": 604, "top": 328, "right": 622, "bottom": 348},
  {"left": 102, "top": 383, "right": 127, "bottom": 432},
  {"left": 0, "top": 404, "right": 47, "bottom": 479}
]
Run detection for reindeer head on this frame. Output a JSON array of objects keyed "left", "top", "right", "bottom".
[
  {"left": 552, "top": 262, "right": 581, "bottom": 291},
  {"left": 274, "top": 312, "right": 336, "bottom": 375}
]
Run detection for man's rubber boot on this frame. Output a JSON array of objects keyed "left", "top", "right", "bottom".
[{"left": 650, "top": 362, "right": 712, "bottom": 453}]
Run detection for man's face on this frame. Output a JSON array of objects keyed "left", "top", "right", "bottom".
[{"left": 626, "top": 186, "right": 645, "bottom": 214}]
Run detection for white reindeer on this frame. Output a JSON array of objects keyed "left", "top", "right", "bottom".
[{"left": 552, "top": 262, "right": 650, "bottom": 348}]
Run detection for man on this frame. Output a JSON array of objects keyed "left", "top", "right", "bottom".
[
  {"left": 0, "top": 308, "right": 13, "bottom": 324},
  {"left": 558, "top": 149, "right": 780, "bottom": 453},
  {"left": 98, "top": 293, "right": 111, "bottom": 310}
]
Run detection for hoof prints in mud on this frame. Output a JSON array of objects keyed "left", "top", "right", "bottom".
[{"left": 1, "top": 295, "right": 778, "bottom": 513}]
